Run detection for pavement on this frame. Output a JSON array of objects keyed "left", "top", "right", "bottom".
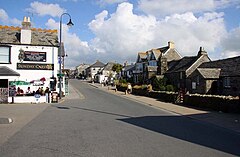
[
  {"left": 0, "top": 81, "right": 239, "bottom": 146},
  {"left": 0, "top": 83, "right": 80, "bottom": 146},
  {"left": 89, "top": 82, "right": 240, "bottom": 134}
]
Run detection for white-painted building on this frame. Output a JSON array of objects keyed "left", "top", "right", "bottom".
[
  {"left": 0, "top": 17, "right": 64, "bottom": 103},
  {"left": 86, "top": 60, "right": 105, "bottom": 81}
]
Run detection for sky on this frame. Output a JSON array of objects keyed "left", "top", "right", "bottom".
[{"left": 0, "top": 0, "right": 240, "bottom": 69}]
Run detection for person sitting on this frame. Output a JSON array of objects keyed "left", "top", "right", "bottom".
[
  {"left": 25, "top": 87, "right": 31, "bottom": 96},
  {"left": 17, "top": 87, "right": 24, "bottom": 96}
]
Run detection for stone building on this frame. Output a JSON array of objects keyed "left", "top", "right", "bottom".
[
  {"left": 165, "top": 47, "right": 211, "bottom": 91},
  {"left": 133, "top": 41, "right": 181, "bottom": 83},
  {"left": 189, "top": 56, "right": 240, "bottom": 96}
]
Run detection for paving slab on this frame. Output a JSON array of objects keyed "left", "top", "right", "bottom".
[{"left": 0, "top": 103, "right": 49, "bottom": 146}]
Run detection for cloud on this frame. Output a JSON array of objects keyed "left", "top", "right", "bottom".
[
  {"left": 97, "top": 0, "right": 128, "bottom": 6},
  {"left": 89, "top": 3, "right": 157, "bottom": 59},
  {"left": 37, "top": 1, "right": 236, "bottom": 68},
  {"left": 26, "top": 1, "right": 66, "bottom": 17},
  {"left": 88, "top": 2, "right": 226, "bottom": 64},
  {"left": 0, "top": 9, "right": 8, "bottom": 22},
  {"left": 137, "top": 0, "right": 239, "bottom": 17},
  {"left": 45, "top": 18, "right": 92, "bottom": 68},
  {"left": 220, "top": 27, "right": 240, "bottom": 58},
  {"left": 157, "top": 12, "right": 227, "bottom": 55},
  {"left": 0, "top": 9, "right": 21, "bottom": 25}
]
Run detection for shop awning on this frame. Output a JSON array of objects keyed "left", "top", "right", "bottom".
[
  {"left": 9, "top": 81, "right": 30, "bottom": 86},
  {"left": 0, "top": 66, "right": 20, "bottom": 76}
]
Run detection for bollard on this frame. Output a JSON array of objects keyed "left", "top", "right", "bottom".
[{"left": 49, "top": 93, "right": 51, "bottom": 103}]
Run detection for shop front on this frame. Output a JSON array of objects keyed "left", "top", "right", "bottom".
[{"left": 0, "top": 66, "right": 20, "bottom": 104}]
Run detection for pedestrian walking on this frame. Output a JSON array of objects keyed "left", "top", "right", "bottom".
[{"left": 127, "top": 83, "right": 132, "bottom": 94}]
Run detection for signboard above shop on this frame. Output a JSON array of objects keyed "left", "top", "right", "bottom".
[{"left": 17, "top": 63, "right": 54, "bottom": 70}]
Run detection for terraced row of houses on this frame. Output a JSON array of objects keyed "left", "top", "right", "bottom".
[
  {"left": 127, "top": 41, "right": 240, "bottom": 96},
  {"left": 76, "top": 41, "right": 239, "bottom": 96}
]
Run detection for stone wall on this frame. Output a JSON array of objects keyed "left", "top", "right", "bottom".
[{"left": 184, "top": 94, "right": 240, "bottom": 113}]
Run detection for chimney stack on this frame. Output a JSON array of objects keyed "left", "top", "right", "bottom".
[
  {"left": 124, "top": 61, "right": 128, "bottom": 67},
  {"left": 168, "top": 41, "right": 175, "bottom": 49},
  {"left": 198, "top": 47, "right": 207, "bottom": 56},
  {"left": 21, "top": 16, "right": 32, "bottom": 44}
]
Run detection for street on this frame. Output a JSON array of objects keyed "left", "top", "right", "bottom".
[{"left": 0, "top": 79, "right": 240, "bottom": 157}]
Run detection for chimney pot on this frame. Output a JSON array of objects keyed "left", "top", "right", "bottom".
[
  {"left": 23, "top": 16, "right": 27, "bottom": 22},
  {"left": 168, "top": 41, "right": 175, "bottom": 49},
  {"left": 198, "top": 46, "right": 207, "bottom": 56},
  {"left": 200, "top": 47, "right": 204, "bottom": 51}
]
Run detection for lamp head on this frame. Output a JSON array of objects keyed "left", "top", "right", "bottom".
[{"left": 67, "top": 19, "right": 74, "bottom": 27}]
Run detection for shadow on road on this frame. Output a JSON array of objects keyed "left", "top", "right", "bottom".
[
  {"left": 118, "top": 115, "right": 240, "bottom": 156},
  {"left": 51, "top": 105, "right": 132, "bottom": 118}
]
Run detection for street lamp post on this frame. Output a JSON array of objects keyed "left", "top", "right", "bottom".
[{"left": 59, "top": 13, "right": 74, "bottom": 99}]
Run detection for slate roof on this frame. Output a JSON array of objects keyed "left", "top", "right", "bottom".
[
  {"left": 0, "top": 66, "right": 20, "bottom": 76},
  {"left": 123, "top": 64, "right": 135, "bottom": 71},
  {"left": 103, "top": 62, "right": 115, "bottom": 71},
  {"left": 166, "top": 56, "right": 198, "bottom": 73},
  {"left": 0, "top": 25, "right": 58, "bottom": 46},
  {"left": 197, "top": 68, "right": 221, "bottom": 79},
  {"left": 90, "top": 60, "right": 105, "bottom": 68},
  {"left": 151, "top": 49, "right": 161, "bottom": 60},
  {"left": 138, "top": 52, "right": 147, "bottom": 61},
  {"left": 158, "top": 46, "right": 169, "bottom": 53},
  {"left": 199, "top": 56, "right": 240, "bottom": 76},
  {"left": 148, "top": 46, "right": 170, "bottom": 60}
]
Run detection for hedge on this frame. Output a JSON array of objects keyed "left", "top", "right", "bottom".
[{"left": 116, "top": 84, "right": 240, "bottom": 113}]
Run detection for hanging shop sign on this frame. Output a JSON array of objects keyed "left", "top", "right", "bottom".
[
  {"left": 23, "top": 51, "right": 46, "bottom": 62},
  {"left": 17, "top": 63, "right": 54, "bottom": 70},
  {"left": 18, "top": 48, "right": 47, "bottom": 62}
]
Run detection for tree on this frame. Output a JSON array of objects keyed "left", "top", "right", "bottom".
[
  {"left": 112, "top": 63, "right": 123, "bottom": 73},
  {"left": 151, "top": 76, "right": 167, "bottom": 91}
]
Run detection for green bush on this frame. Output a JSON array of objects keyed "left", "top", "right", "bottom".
[
  {"left": 166, "top": 85, "right": 174, "bottom": 92},
  {"left": 159, "top": 86, "right": 166, "bottom": 91},
  {"left": 119, "top": 79, "right": 127, "bottom": 84}
]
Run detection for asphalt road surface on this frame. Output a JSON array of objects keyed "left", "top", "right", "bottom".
[{"left": 0, "top": 79, "right": 240, "bottom": 157}]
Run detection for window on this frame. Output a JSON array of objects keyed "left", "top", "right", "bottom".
[
  {"left": 192, "top": 82, "right": 196, "bottom": 89},
  {"left": 180, "top": 72, "right": 183, "bottom": 79},
  {"left": 196, "top": 76, "right": 200, "bottom": 85},
  {"left": 149, "top": 61, "right": 157, "bottom": 66},
  {"left": 223, "top": 77, "right": 230, "bottom": 88},
  {"left": 0, "top": 46, "right": 11, "bottom": 63}
]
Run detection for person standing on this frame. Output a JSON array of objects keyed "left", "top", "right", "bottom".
[
  {"left": 45, "top": 87, "right": 50, "bottom": 103},
  {"left": 34, "top": 88, "right": 41, "bottom": 103}
]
